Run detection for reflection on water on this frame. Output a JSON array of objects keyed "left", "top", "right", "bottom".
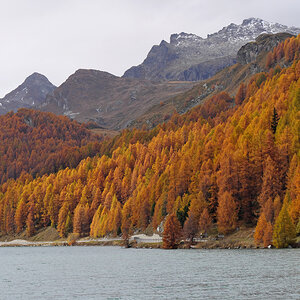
[{"left": 0, "top": 247, "right": 299, "bottom": 299}]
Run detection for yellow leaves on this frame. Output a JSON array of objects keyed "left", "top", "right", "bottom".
[
  {"left": 254, "top": 213, "right": 273, "bottom": 247},
  {"left": 90, "top": 205, "right": 106, "bottom": 238},
  {"left": 273, "top": 201, "right": 296, "bottom": 248}
]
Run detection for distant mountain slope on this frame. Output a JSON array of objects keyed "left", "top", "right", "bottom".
[
  {"left": 0, "top": 73, "right": 56, "bottom": 114},
  {"left": 130, "top": 32, "right": 294, "bottom": 128},
  {"left": 123, "top": 18, "right": 300, "bottom": 82},
  {"left": 0, "top": 109, "right": 102, "bottom": 183},
  {"left": 40, "top": 69, "right": 194, "bottom": 130}
]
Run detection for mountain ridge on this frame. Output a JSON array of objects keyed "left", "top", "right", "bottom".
[
  {"left": 123, "top": 18, "right": 300, "bottom": 81},
  {"left": 130, "top": 32, "right": 295, "bottom": 129},
  {"left": 40, "top": 69, "right": 195, "bottom": 130}
]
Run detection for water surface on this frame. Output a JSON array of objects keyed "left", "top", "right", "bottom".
[{"left": 0, "top": 246, "right": 299, "bottom": 299}]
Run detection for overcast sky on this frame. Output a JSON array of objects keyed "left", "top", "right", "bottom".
[{"left": 0, "top": 0, "right": 299, "bottom": 96}]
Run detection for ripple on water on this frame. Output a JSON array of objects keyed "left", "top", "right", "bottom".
[{"left": 0, "top": 247, "right": 299, "bottom": 299}]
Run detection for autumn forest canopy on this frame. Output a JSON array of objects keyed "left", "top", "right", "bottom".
[{"left": 0, "top": 35, "right": 299, "bottom": 248}]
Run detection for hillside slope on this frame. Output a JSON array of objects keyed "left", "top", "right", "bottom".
[
  {"left": 0, "top": 109, "right": 102, "bottom": 183},
  {"left": 40, "top": 69, "right": 194, "bottom": 130},
  {"left": 0, "top": 35, "right": 298, "bottom": 246}
]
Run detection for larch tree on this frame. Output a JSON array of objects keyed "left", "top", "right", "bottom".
[
  {"left": 254, "top": 212, "right": 273, "bottom": 247},
  {"left": 73, "top": 204, "right": 89, "bottom": 236},
  {"left": 183, "top": 213, "right": 198, "bottom": 243},
  {"left": 163, "top": 214, "right": 182, "bottom": 249},
  {"left": 198, "top": 207, "right": 212, "bottom": 235},
  {"left": 15, "top": 199, "right": 27, "bottom": 233},
  {"left": 258, "top": 155, "right": 281, "bottom": 208},
  {"left": 235, "top": 83, "right": 246, "bottom": 105},
  {"left": 254, "top": 213, "right": 267, "bottom": 245},
  {"left": 273, "top": 195, "right": 282, "bottom": 220},
  {"left": 121, "top": 201, "right": 131, "bottom": 247},
  {"left": 217, "top": 191, "right": 238, "bottom": 234},
  {"left": 64, "top": 212, "right": 72, "bottom": 236},
  {"left": 26, "top": 211, "right": 35, "bottom": 237},
  {"left": 57, "top": 204, "right": 70, "bottom": 237},
  {"left": 263, "top": 197, "right": 274, "bottom": 223},
  {"left": 263, "top": 222, "right": 273, "bottom": 248},
  {"left": 273, "top": 202, "right": 296, "bottom": 248}
]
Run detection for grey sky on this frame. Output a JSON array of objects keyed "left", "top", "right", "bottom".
[{"left": 0, "top": 0, "right": 299, "bottom": 96}]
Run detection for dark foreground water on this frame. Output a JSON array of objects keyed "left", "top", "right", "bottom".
[{"left": 0, "top": 246, "right": 299, "bottom": 299}]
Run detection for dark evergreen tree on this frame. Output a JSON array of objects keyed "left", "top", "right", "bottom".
[{"left": 271, "top": 107, "right": 279, "bottom": 134}]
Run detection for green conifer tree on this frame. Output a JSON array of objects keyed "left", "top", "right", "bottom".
[{"left": 271, "top": 107, "right": 279, "bottom": 134}]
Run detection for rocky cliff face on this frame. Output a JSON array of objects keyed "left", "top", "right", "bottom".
[
  {"left": 0, "top": 73, "right": 56, "bottom": 114},
  {"left": 123, "top": 18, "right": 300, "bottom": 82},
  {"left": 237, "top": 32, "right": 293, "bottom": 64}
]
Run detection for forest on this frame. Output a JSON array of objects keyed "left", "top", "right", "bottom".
[
  {"left": 0, "top": 109, "right": 105, "bottom": 183},
  {"left": 0, "top": 35, "right": 299, "bottom": 248}
]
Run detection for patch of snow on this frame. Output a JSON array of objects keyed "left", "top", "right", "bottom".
[{"left": 64, "top": 111, "right": 80, "bottom": 118}]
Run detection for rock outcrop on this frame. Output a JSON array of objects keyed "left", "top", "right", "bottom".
[{"left": 237, "top": 32, "right": 294, "bottom": 64}]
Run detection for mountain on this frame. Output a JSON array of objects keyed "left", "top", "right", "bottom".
[
  {"left": 0, "top": 34, "right": 298, "bottom": 247},
  {"left": 40, "top": 69, "right": 194, "bottom": 130},
  {"left": 0, "top": 73, "right": 56, "bottom": 114},
  {"left": 130, "top": 32, "right": 295, "bottom": 129},
  {"left": 123, "top": 18, "right": 300, "bottom": 82}
]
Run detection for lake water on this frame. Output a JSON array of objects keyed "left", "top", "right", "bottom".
[{"left": 0, "top": 246, "right": 299, "bottom": 299}]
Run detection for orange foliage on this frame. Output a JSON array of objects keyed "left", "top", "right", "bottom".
[
  {"left": 217, "top": 191, "right": 238, "bottom": 234},
  {"left": 163, "top": 214, "right": 182, "bottom": 249},
  {"left": 0, "top": 36, "right": 299, "bottom": 241},
  {"left": 0, "top": 109, "right": 102, "bottom": 183}
]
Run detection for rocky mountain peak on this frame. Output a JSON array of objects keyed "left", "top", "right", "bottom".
[
  {"left": 170, "top": 32, "right": 203, "bottom": 46},
  {"left": 242, "top": 17, "right": 261, "bottom": 25},
  {"left": 207, "top": 18, "right": 300, "bottom": 43},
  {"left": 0, "top": 73, "right": 56, "bottom": 114},
  {"left": 23, "top": 72, "right": 53, "bottom": 86},
  {"left": 123, "top": 18, "right": 300, "bottom": 82}
]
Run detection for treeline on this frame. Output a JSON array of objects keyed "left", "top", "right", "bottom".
[{"left": 0, "top": 37, "right": 299, "bottom": 248}]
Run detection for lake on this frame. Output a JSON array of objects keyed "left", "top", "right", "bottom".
[{"left": 0, "top": 246, "right": 299, "bottom": 299}]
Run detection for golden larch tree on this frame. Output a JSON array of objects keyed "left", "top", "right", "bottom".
[
  {"left": 217, "top": 191, "right": 238, "bottom": 234},
  {"left": 163, "top": 214, "right": 182, "bottom": 249}
]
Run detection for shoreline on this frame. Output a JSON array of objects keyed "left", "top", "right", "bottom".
[
  {"left": 0, "top": 228, "right": 298, "bottom": 249},
  {"left": 0, "top": 239, "right": 299, "bottom": 249}
]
